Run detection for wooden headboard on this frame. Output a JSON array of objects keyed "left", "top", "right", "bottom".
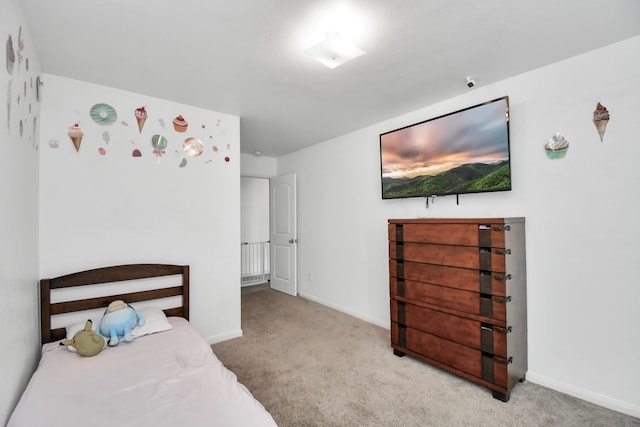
[{"left": 40, "top": 263, "right": 190, "bottom": 344}]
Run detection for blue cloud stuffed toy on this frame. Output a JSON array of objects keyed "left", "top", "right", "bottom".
[{"left": 99, "top": 300, "right": 145, "bottom": 346}]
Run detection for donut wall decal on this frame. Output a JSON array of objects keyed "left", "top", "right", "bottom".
[
  {"left": 6, "top": 24, "right": 41, "bottom": 151},
  {"left": 90, "top": 103, "right": 118, "bottom": 125}
]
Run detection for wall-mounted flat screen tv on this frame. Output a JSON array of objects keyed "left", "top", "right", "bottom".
[{"left": 380, "top": 96, "right": 511, "bottom": 200}]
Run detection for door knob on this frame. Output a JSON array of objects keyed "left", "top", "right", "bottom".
[{"left": 288, "top": 238, "right": 298, "bottom": 244}]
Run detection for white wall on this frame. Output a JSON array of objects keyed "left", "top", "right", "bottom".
[
  {"left": 241, "top": 152, "right": 277, "bottom": 177},
  {"left": 0, "top": 0, "right": 42, "bottom": 423},
  {"left": 38, "top": 74, "right": 242, "bottom": 344},
  {"left": 278, "top": 36, "right": 640, "bottom": 417}
]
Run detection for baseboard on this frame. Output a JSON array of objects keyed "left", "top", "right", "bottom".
[
  {"left": 527, "top": 372, "right": 640, "bottom": 418},
  {"left": 204, "top": 329, "right": 243, "bottom": 345},
  {"left": 297, "top": 291, "right": 390, "bottom": 329}
]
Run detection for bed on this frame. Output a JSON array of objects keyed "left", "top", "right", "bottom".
[{"left": 8, "top": 263, "right": 277, "bottom": 427}]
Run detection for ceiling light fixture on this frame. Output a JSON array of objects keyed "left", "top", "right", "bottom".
[{"left": 304, "top": 32, "right": 365, "bottom": 69}]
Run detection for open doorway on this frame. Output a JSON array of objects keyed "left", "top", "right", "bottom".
[{"left": 240, "top": 176, "right": 270, "bottom": 287}]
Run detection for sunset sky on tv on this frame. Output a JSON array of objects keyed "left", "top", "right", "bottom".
[{"left": 381, "top": 98, "right": 509, "bottom": 179}]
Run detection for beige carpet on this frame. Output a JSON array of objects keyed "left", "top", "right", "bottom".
[{"left": 213, "top": 286, "right": 639, "bottom": 427}]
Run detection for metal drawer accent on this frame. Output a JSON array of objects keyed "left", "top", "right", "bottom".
[{"left": 482, "top": 353, "right": 494, "bottom": 382}]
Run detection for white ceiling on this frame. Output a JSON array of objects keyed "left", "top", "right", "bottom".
[{"left": 20, "top": 0, "right": 640, "bottom": 157}]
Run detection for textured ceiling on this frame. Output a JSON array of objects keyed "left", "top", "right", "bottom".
[{"left": 20, "top": 0, "right": 640, "bottom": 157}]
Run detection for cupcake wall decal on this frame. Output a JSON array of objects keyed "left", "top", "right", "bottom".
[
  {"left": 544, "top": 133, "right": 569, "bottom": 160},
  {"left": 173, "top": 115, "right": 188, "bottom": 132}
]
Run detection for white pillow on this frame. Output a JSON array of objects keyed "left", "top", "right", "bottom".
[{"left": 131, "top": 307, "right": 173, "bottom": 338}]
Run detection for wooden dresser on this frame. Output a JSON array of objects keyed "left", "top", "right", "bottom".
[{"left": 388, "top": 218, "right": 527, "bottom": 401}]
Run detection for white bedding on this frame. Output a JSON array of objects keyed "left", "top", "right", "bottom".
[{"left": 8, "top": 317, "right": 277, "bottom": 427}]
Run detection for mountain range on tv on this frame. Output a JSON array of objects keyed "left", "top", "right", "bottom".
[{"left": 381, "top": 160, "right": 511, "bottom": 199}]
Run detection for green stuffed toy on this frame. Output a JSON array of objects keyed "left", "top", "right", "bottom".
[{"left": 60, "top": 319, "right": 105, "bottom": 357}]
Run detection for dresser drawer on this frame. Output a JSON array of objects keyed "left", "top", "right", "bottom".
[
  {"left": 389, "top": 222, "right": 506, "bottom": 247},
  {"left": 389, "top": 242, "right": 507, "bottom": 272},
  {"left": 390, "top": 300, "right": 507, "bottom": 357},
  {"left": 389, "top": 260, "right": 508, "bottom": 297},
  {"left": 391, "top": 323, "right": 509, "bottom": 388}
]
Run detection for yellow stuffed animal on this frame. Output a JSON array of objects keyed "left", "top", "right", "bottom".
[{"left": 60, "top": 319, "right": 105, "bottom": 357}]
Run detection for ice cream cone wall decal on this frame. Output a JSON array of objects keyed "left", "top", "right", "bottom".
[
  {"left": 592, "top": 102, "right": 609, "bottom": 142},
  {"left": 135, "top": 106, "right": 147, "bottom": 133},
  {"left": 68, "top": 123, "right": 84, "bottom": 151}
]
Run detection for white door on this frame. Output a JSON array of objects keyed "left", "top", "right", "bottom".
[{"left": 270, "top": 173, "right": 297, "bottom": 296}]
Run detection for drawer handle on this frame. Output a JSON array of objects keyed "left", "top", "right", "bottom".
[
  {"left": 493, "top": 248, "right": 511, "bottom": 255},
  {"left": 494, "top": 356, "right": 513, "bottom": 365},
  {"left": 491, "top": 225, "right": 511, "bottom": 232},
  {"left": 493, "top": 273, "right": 512, "bottom": 281},
  {"left": 494, "top": 326, "right": 512, "bottom": 334},
  {"left": 493, "top": 296, "right": 512, "bottom": 303}
]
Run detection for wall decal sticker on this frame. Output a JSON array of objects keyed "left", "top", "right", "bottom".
[
  {"left": 68, "top": 123, "right": 84, "bottom": 151},
  {"left": 121, "top": 121, "right": 129, "bottom": 126},
  {"left": 212, "top": 145, "right": 219, "bottom": 152},
  {"left": 224, "top": 156, "right": 230, "bottom": 162},
  {"left": 6, "top": 80, "right": 11, "bottom": 128},
  {"left": 35, "top": 76, "right": 41, "bottom": 101},
  {"left": 183, "top": 137, "right": 203, "bottom": 156},
  {"left": 90, "top": 103, "right": 117, "bottom": 125},
  {"left": 132, "top": 149, "right": 142, "bottom": 157},
  {"left": 6, "top": 35, "right": 15, "bottom": 75},
  {"left": 48, "top": 139, "right": 59, "bottom": 148},
  {"left": 173, "top": 115, "right": 188, "bottom": 132},
  {"left": 17, "top": 26, "right": 24, "bottom": 71},
  {"left": 593, "top": 102, "right": 609, "bottom": 142},
  {"left": 158, "top": 118, "right": 166, "bottom": 128},
  {"left": 102, "top": 131, "right": 110, "bottom": 145},
  {"left": 135, "top": 106, "right": 147, "bottom": 133},
  {"left": 151, "top": 134, "right": 167, "bottom": 157},
  {"left": 98, "top": 147, "right": 106, "bottom": 155},
  {"left": 19, "top": 119, "right": 23, "bottom": 136},
  {"left": 544, "top": 133, "right": 569, "bottom": 159},
  {"left": 179, "top": 158, "right": 187, "bottom": 168}
]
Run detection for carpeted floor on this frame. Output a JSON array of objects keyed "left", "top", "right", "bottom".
[{"left": 213, "top": 286, "right": 639, "bottom": 427}]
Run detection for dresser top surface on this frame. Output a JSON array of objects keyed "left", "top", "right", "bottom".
[{"left": 388, "top": 217, "right": 525, "bottom": 225}]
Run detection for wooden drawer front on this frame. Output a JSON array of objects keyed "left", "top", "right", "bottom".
[
  {"left": 401, "top": 326, "right": 508, "bottom": 387},
  {"left": 390, "top": 242, "right": 506, "bottom": 272},
  {"left": 389, "top": 261, "right": 508, "bottom": 297},
  {"left": 390, "top": 276, "right": 507, "bottom": 322},
  {"left": 389, "top": 223, "right": 506, "bottom": 248},
  {"left": 390, "top": 301, "right": 507, "bottom": 357}
]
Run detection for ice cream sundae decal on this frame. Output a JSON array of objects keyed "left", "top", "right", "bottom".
[
  {"left": 68, "top": 123, "right": 84, "bottom": 152},
  {"left": 135, "top": 106, "right": 147, "bottom": 133},
  {"left": 544, "top": 133, "right": 569, "bottom": 160},
  {"left": 592, "top": 102, "right": 609, "bottom": 142}
]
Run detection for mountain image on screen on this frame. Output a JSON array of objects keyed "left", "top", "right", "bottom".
[{"left": 382, "top": 160, "right": 510, "bottom": 199}]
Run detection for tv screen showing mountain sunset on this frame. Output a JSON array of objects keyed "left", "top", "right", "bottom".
[{"left": 380, "top": 96, "right": 511, "bottom": 199}]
